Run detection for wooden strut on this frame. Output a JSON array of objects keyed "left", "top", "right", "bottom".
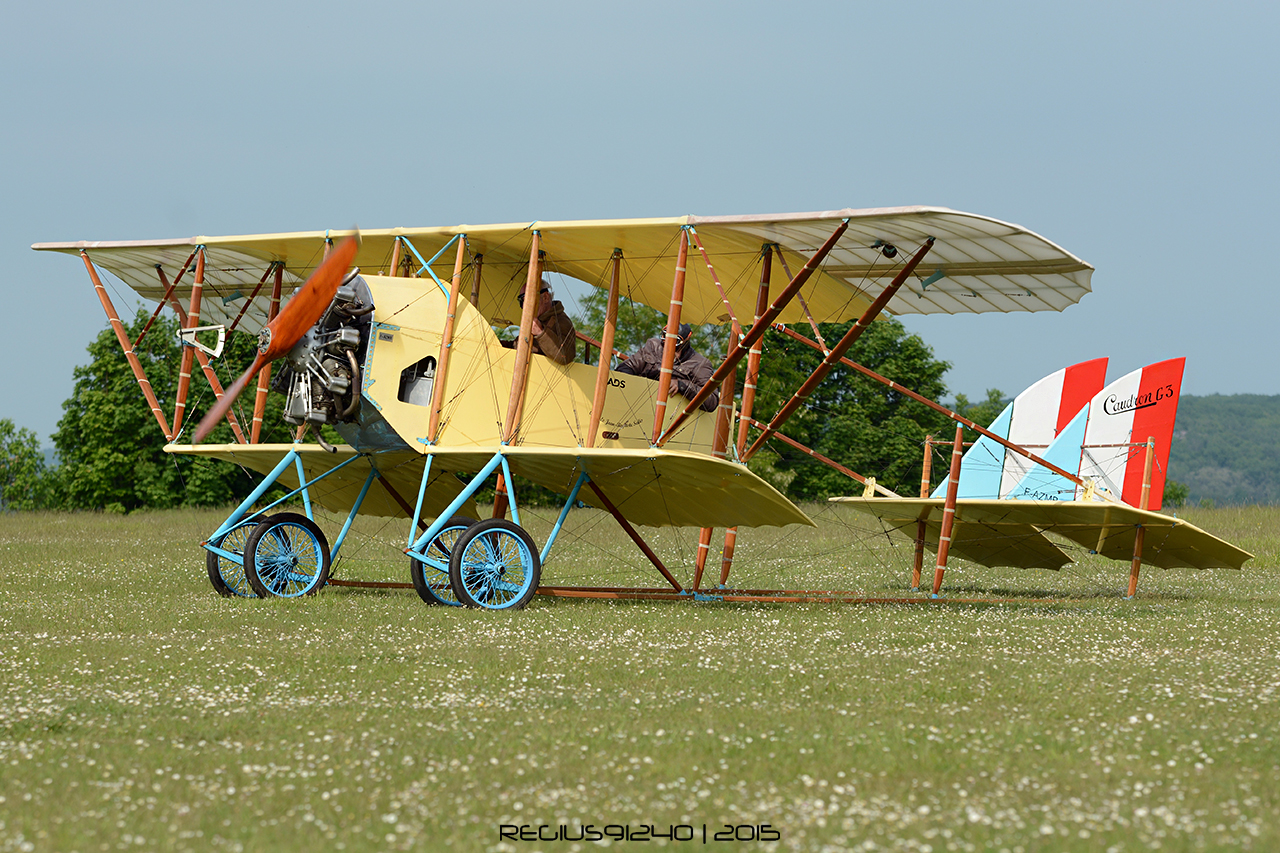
[
  {"left": 740, "top": 417, "right": 896, "bottom": 496},
  {"left": 587, "top": 251, "right": 622, "bottom": 447},
  {"left": 81, "top": 250, "right": 173, "bottom": 440},
  {"left": 134, "top": 248, "right": 197, "bottom": 348},
  {"left": 931, "top": 425, "right": 965, "bottom": 596},
  {"left": 720, "top": 247, "right": 775, "bottom": 586},
  {"left": 494, "top": 233, "right": 543, "bottom": 519},
  {"left": 772, "top": 246, "right": 830, "bottom": 354},
  {"left": 157, "top": 266, "right": 247, "bottom": 445},
  {"left": 533, "top": 586, "right": 1056, "bottom": 606},
  {"left": 652, "top": 229, "right": 689, "bottom": 443},
  {"left": 388, "top": 236, "right": 403, "bottom": 278},
  {"left": 250, "top": 265, "right": 284, "bottom": 443},
  {"left": 427, "top": 238, "right": 469, "bottom": 443},
  {"left": 658, "top": 219, "right": 850, "bottom": 445},
  {"left": 171, "top": 248, "right": 205, "bottom": 436},
  {"left": 470, "top": 254, "right": 483, "bottom": 306},
  {"left": 686, "top": 231, "right": 744, "bottom": 589},
  {"left": 376, "top": 472, "right": 430, "bottom": 532},
  {"left": 227, "top": 261, "right": 280, "bottom": 334},
  {"left": 693, "top": 329, "right": 739, "bottom": 590},
  {"left": 744, "top": 237, "right": 936, "bottom": 461},
  {"left": 1128, "top": 437, "right": 1156, "bottom": 598},
  {"left": 771, "top": 323, "right": 1100, "bottom": 494},
  {"left": 913, "top": 434, "right": 934, "bottom": 590},
  {"left": 587, "top": 481, "right": 683, "bottom": 592}
]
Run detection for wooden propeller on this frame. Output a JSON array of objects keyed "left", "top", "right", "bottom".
[{"left": 191, "top": 235, "right": 360, "bottom": 444}]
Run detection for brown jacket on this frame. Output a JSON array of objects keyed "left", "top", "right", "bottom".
[
  {"left": 505, "top": 300, "right": 577, "bottom": 365},
  {"left": 616, "top": 336, "right": 719, "bottom": 412}
]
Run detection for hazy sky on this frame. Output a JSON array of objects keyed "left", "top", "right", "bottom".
[{"left": 4, "top": 1, "right": 1276, "bottom": 441}]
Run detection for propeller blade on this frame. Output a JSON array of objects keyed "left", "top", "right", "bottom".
[
  {"left": 191, "top": 354, "right": 266, "bottom": 444},
  {"left": 189, "top": 232, "right": 360, "bottom": 444},
  {"left": 261, "top": 234, "right": 360, "bottom": 360}
]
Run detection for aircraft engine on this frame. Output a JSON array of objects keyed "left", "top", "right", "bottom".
[{"left": 278, "top": 270, "right": 373, "bottom": 447}]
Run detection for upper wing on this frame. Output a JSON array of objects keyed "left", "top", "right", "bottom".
[
  {"left": 33, "top": 206, "right": 1092, "bottom": 333},
  {"left": 166, "top": 443, "right": 813, "bottom": 530}
]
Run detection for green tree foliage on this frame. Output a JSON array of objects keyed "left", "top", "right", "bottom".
[
  {"left": 1163, "top": 479, "right": 1190, "bottom": 508},
  {"left": 0, "top": 419, "right": 48, "bottom": 510},
  {"left": 1168, "top": 394, "right": 1280, "bottom": 506},
  {"left": 746, "top": 318, "right": 954, "bottom": 499},
  {"left": 574, "top": 289, "right": 728, "bottom": 364},
  {"left": 953, "top": 388, "right": 1009, "bottom": 430},
  {"left": 52, "top": 311, "right": 291, "bottom": 512}
]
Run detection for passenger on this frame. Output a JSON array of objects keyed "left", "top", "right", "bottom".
[
  {"left": 616, "top": 323, "right": 719, "bottom": 412},
  {"left": 504, "top": 278, "right": 577, "bottom": 365}
]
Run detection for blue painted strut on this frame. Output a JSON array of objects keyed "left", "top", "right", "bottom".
[
  {"left": 407, "top": 451, "right": 506, "bottom": 557},
  {"left": 206, "top": 449, "right": 366, "bottom": 545},
  {"left": 331, "top": 468, "right": 377, "bottom": 557},
  {"left": 499, "top": 454, "right": 521, "bottom": 527},
  {"left": 398, "top": 234, "right": 460, "bottom": 300},
  {"left": 540, "top": 471, "right": 588, "bottom": 564},
  {"left": 408, "top": 454, "right": 435, "bottom": 549},
  {"left": 294, "top": 453, "right": 313, "bottom": 520},
  {"left": 208, "top": 450, "right": 298, "bottom": 542}
]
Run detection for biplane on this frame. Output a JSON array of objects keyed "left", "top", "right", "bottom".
[{"left": 37, "top": 205, "right": 1212, "bottom": 608}]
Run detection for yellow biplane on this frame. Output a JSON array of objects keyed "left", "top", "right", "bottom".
[{"left": 35, "top": 207, "right": 1105, "bottom": 608}]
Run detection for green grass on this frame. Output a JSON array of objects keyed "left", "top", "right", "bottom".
[{"left": 1, "top": 505, "right": 1278, "bottom": 852}]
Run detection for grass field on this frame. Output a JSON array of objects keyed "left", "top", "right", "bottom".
[{"left": 1, "top": 504, "right": 1278, "bottom": 852}]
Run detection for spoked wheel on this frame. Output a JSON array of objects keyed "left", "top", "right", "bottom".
[
  {"left": 448, "top": 519, "right": 541, "bottom": 610},
  {"left": 206, "top": 520, "right": 259, "bottom": 598},
  {"left": 243, "top": 512, "right": 331, "bottom": 598},
  {"left": 411, "top": 516, "right": 477, "bottom": 606}
]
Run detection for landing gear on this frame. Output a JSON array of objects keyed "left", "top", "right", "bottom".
[
  {"left": 206, "top": 520, "right": 258, "bottom": 598},
  {"left": 243, "top": 512, "right": 331, "bottom": 598},
  {"left": 410, "top": 516, "right": 477, "bottom": 606},
  {"left": 448, "top": 519, "right": 541, "bottom": 610}
]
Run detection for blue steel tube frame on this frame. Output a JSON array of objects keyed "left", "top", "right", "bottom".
[
  {"left": 406, "top": 451, "right": 505, "bottom": 558},
  {"left": 407, "top": 455, "right": 435, "bottom": 548},
  {"left": 203, "top": 450, "right": 368, "bottom": 562},
  {"left": 540, "top": 471, "right": 589, "bottom": 564},
  {"left": 330, "top": 467, "right": 378, "bottom": 557},
  {"left": 399, "top": 234, "right": 460, "bottom": 300}
]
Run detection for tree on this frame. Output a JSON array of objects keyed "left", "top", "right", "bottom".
[
  {"left": 954, "top": 388, "right": 1009, "bottom": 430},
  {"left": 574, "top": 289, "right": 728, "bottom": 364},
  {"left": 747, "top": 318, "right": 954, "bottom": 500},
  {"left": 1163, "top": 479, "right": 1190, "bottom": 508},
  {"left": 0, "top": 419, "right": 48, "bottom": 510},
  {"left": 52, "top": 310, "right": 291, "bottom": 512}
]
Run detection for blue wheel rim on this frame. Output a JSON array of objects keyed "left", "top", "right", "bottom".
[
  {"left": 457, "top": 528, "right": 535, "bottom": 609},
  {"left": 418, "top": 522, "right": 469, "bottom": 606},
  {"left": 253, "top": 521, "right": 324, "bottom": 598},
  {"left": 212, "top": 522, "right": 256, "bottom": 598}
]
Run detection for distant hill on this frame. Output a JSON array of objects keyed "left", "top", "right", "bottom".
[{"left": 1169, "top": 394, "right": 1280, "bottom": 506}]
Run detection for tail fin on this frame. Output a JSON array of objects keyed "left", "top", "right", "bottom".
[
  {"left": 931, "top": 358, "right": 1107, "bottom": 499},
  {"left": 1079, "top": 357, "right": 1184, "bottom": 508},
  {"left": 1008, "top": 358, "right": 1185, "bottom": 507}
]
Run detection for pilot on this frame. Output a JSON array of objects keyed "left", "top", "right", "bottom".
[
  {"left": 506, "top": 278, "right": 577, "bottom": 365},
  {"left": 616, "top": 323, "right": 719, "bottom": 412}
]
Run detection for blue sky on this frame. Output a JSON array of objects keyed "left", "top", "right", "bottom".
[{"left": 4, "top": 0, "right": 1276, "bottom": 441}]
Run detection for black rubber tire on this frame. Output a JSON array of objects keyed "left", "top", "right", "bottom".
[
  {"left": 448, "top": 518, "right": 541, "bottom": 610},
  {"left": 206, "top": 520, "right": 259, "bottom": 598},
  {"left": 243, "top": 512, "right": 331, "bottom": 598},
  {"left": 410, "top": 516, "right": 477, "bottom": 606}
]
